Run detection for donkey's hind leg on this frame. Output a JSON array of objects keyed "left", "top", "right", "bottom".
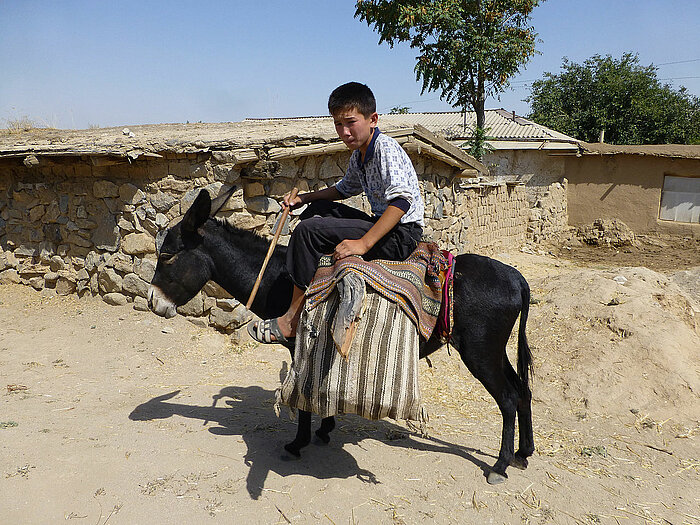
[
  {"left": 315, "top": 416, "right": 335, "bottom": 445},
  {"left": 284, "top": 409, "right": 312, "bottom": 458},
  {"left": 505, "top": 363, "right": 534, "bottom": 470},
  {"left": 457, "top": 343, "right": 519, "bottom": 484}
]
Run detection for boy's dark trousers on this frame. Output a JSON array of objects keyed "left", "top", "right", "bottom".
[{"left": 286, "top": 200, "right": 423, "bottom": 289}]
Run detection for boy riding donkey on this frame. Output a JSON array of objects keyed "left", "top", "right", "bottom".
[{"left": 248, "top": 81, "right": 425, "bottom": 345}]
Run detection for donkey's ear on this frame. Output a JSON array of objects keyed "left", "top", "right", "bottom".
[{"left": 181, "top": 190, "right": 211, "bottom": 234}]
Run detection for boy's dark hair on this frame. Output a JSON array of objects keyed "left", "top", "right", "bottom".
[{"left": 328, "top": 82, "right": 376, "bottom": 118}]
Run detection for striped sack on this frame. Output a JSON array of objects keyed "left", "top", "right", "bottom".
[{"left": 277, "top": 286, "right": 426, "bottom": 425}]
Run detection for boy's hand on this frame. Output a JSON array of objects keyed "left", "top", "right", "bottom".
[
  {"left": 332, "top": 205, "right": 405, "bottom": 262},
  {"left": 333, "top": 239, "right": 368, "bottom": 261},
  {"left": 282, "top": 191, "right": 304, "bottom": 210}
]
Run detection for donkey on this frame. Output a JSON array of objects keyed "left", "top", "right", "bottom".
[{"left": 148, "top": 190, "right": 534, "bottom": 484}]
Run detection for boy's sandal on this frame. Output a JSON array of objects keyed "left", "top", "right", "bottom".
[{"left": 247, "top": 318, "right": 294, "bottom": 345}]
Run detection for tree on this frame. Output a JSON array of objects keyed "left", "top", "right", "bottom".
[
  {"left": 527, "top": 53, "right": 700, "bottom": 145},
  {"left": 355, "top": 0, "right": 542, "bottom": 157},
  {"left": 389, "top": 105, "right": 411, "bottom": 114}
]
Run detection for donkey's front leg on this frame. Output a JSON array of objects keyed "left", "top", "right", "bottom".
[{"left": 284, "top": 410, "right": 312, "bottom": 457}]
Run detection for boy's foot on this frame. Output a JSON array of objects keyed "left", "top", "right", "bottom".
[{"left": 247, "top": 318, "right": 295, "bottom": 345}]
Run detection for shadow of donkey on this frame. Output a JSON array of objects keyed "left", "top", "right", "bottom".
[{"left": 129, "top": 384, "right": 495, "bottom": 499}]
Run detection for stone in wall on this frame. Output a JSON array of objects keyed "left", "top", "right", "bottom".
[
  {"left": 134, "top": 258, "right": 156, "bottom": 282},
  {"left": 244, "top": 181, "right": 265, "bottom": 198},
  {"left": 319, "top": 156, "right": 344, "bottom": 180},
  {"left": 217, "top": 187, "right": 245, "bottom": 212},
  {"left": 221, "top": 210, "right": 267, "bottom": 230},
  {"left": 158, "top": 175, "right": 192, "bottom": 193},
  {"left": 213, "top": 164, "right": 241, "bottom": 184},
  {"left": 120, "top": 183, "right": 147, "bottom": 205},
  {"left": 0, "top": 249, "right": 18, "bottom": 271},
  {"left": 276, "top": 159, "right": 300, "bottom": 179},
  {"left": 103, "top": 293, "right": 128, "bottom": 306},
  {"left": 0, "top": 268, "right": 20, "bottom": 284},
  {"left": 98, "top": 267, "right": 123, "bottom": 294},
  {"left": 209, "top": 304, "right": 252, "bottom": 331},
  {"left": 56, "top": 274, "right": 77, "bottom": 296},
  {"left": 177, "top": 292, "right": 205, "bottom": 317},
  {"left": 123, "top": 273, "right": 149, "bottom": 298},
  {"left": 93, "top": 180, "right": 120, "bottom": 199},
  {"left": 91, "top": 215, "right": 120, "bottom": 252},
  {"left": 245, "top": 196, "right": 281, "bottom": 214},
  {"left": 149, "top": 191, "right": 178, "bottom": 213},
  {"left": 105, "top": 252, "right": 133, "bottom": 273},
  {"left": 122, "top": 233, "right": 155, "bottom": 255}
]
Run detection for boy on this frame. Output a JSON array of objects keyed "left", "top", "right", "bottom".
[{"left": 248, "top": 82, "right": 425, "bottom": 344}]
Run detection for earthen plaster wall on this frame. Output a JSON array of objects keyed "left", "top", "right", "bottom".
[
  {"left": 565, "top": 154, "right": 700, "bottom": 236},
  {"left": 0, "top": 150, "right": 531, "bottom": 333}
]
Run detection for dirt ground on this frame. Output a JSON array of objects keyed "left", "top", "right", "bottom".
[
  {"left": 554, "top": 232, "right": 700, "bottom": 273},
  {"left": 1, "top": 243, "right": 699, "bottom": 524}
]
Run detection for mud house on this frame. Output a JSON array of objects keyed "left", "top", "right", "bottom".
[
  {"left": 0, "top": 120, "right": 537, "bottom": 332},
  {"left": 379, "top": 110, "right": 699, "bottom": 237},
  {"left": 563, "top": 143, "right": 700, "bottom": 236}
]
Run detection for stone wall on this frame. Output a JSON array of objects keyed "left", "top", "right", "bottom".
[
  {"left": 526, "top": 179, "right": 569, "bottom": 242},
  {"left": 484, "top": 149, "right": 567, "bottom": 196},
  {"left": 0, "top": 150, "right": 529, "bottom": 334},
  {"left": 481, "top": 149, "right": 570, "bottom": 241}
]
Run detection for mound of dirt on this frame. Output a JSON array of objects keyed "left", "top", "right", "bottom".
[
  {"left": 576, "top": 218, "right": 639, "bottom": 247},
  {"left": 527, "top": 264, "right": 699, "bottom": 420},
  {"left": 672, "top": 267, "right": 700, "bottom": 307}
]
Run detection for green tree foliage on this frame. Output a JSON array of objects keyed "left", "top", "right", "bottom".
[
  {"left": 355, "top": 0, "right": 542, "bottom": 157},
  {"left": 527, "top": 53, "right": 700, "bottom": 145},
  {"left": 389, "top": 105, "right": 411, "bottom": 114}
]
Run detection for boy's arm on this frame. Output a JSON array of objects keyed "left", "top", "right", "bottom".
[
  {"left": 333, "top": 205, "right": 405, "bottom": 261},
  {"left": 283, "top": 186, "right": 343, "bottom": 210}
]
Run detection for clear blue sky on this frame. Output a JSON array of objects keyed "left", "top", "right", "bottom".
[{"left": 1, "top": 0, "right": 699, "bottom": 129}]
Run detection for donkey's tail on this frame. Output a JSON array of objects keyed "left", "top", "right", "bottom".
[{"left": 517, "top": 279, "right": 533, "bottom": 391}]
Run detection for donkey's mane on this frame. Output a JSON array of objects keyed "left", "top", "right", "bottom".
[{"left": 210, "top": 217, "right": 276, "bottom": 255}]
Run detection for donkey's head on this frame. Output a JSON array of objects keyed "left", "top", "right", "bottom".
[{"left": 148, "top": 190, "right": 214, "bottom": 318}]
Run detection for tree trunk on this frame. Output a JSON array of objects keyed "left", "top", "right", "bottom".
[
  {"left": 475, "top": 69, "right": 486, "bottom": 130},
  {"left": 469, "top": 75, "right": 487, "bottom": 160},
  {"left": 474, "top": 97, "right": 485, "bottom": 131}
]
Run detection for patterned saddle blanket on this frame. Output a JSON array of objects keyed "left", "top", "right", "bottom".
[{"left": 305, "top": 242, "right": 453, "bottom": 340}]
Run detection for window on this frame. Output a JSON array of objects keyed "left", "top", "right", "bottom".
[{"left": 659, "top": 175, "right": 700, "bottom": 223}]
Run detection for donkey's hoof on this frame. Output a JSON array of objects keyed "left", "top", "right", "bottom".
[
  {"left": 314, "top": 430, "right": 331, "bottom": 445},
  {"left": 282, "top": 443, "right": 302, "bottom": 459},
  {"left": 510, "top": 456, "right": 529, "bottom": 470},
  {"left": 487, "top": 471, "right": 507, "bottom": 485}
]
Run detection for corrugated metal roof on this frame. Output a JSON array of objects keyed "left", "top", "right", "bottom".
[
  {"left": 376, "top": 109, "right": 578, "bottom": 142},
  {"left": 248, "top": 109, "right": 579, "bottom": 150}
]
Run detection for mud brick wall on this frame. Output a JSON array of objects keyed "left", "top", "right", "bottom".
[
  {"left": 0, "top": 150, "right": 530, "bottom": 333},
  {"left": 451, "top": 181, "right": 530, "bottom": 251}
]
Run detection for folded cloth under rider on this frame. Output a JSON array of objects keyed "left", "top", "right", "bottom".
[{"left": 305, "top": 241, "right": 454, "bottom": 342}]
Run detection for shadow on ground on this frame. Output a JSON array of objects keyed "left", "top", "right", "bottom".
[{"left": 129, "top": 385, "right": 495, "bottom": 499}]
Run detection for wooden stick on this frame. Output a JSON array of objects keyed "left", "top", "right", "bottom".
[{"left": 246, "top": 187, "right": 298, "bottom": 310}]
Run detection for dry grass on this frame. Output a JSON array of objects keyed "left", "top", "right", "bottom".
[
  {"left": 4, "top": 116, "right": 38, "bottom": 132},
  {"left": 2, "top": 115, "right": 58, "bottom": 133}
]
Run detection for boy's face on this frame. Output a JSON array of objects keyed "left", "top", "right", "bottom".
[{"left": 333, "top": 107, "right": 379, "bottom": 154}]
